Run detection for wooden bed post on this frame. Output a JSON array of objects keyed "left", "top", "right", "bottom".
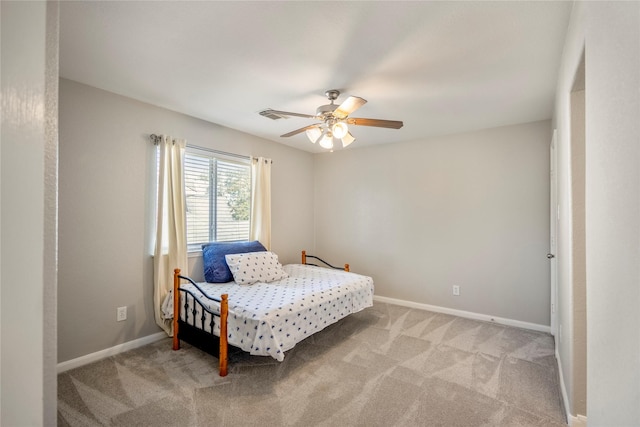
[
  {"left": 301, "top": 250, "right": 306, "bottom": 265},
  {"left": 344, "top": 264, "right": 350, "bottom": 272},
  {"left": 172, "top": 269, "right": 181, "bottom": 351},
  {"left": 219, "top": 294, "right": 229, "bottom": 377}
]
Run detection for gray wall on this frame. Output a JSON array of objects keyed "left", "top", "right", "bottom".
[
  {"left": 554, "top": 1, "right": 640, "bottom": 424},
  {"left": 584, "top": 2, "right": 639, "bottom": 424},
  {"left": 58, "top": 79, "right": 314, "bottom": 362},
  {"left": 1, "top": 1, "right": 58, "bottom": 424},
  {"left": 314, "top": 120, "right": 551, "bottom": 326}
]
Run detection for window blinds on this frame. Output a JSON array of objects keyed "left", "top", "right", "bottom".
[{"left": 184, "top": 147, "right": 251, "bottom": 248}]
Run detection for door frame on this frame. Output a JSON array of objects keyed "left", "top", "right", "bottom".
[{"left": 550, "top": 129, "right": 559, "bottom": 337}]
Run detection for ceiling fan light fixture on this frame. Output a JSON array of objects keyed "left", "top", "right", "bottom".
[
  {"left": 341, "top": 131, "right": 355, "bottom": 148},
  {"left": 332, "top": 121, "right": 349, "bottom": 139},
  {"left": 306, "top": 126, "right": 322, "bottom": 143},
  {"left": 319, "top": 132, "right": 334, "bottom": 150}
]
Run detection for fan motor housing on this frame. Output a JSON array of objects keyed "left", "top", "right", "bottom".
[{"left": 316, "top": 103, "right": 338, "bottom": 117}]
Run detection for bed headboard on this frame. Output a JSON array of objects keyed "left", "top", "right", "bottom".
[{"left": 301, "top": 250, "right": 349, "bottom": 272}]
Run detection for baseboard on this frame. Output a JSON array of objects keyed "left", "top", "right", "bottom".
[
  {"left": 571, "top": 414, "right": 587, "bottom": 427},
  {"left": 555, "top": 348, "right": 587, "bottom": 427},
  {"left": 57, "top": 332, "right": 167, "bottom": 374},
  {"left": 59, "top": 301, "right": 550, "bottom": 374},
  {"left": 556, "top": 347, "right": 572, "bottom": 423},
  {"left": 372, "top": 295, "right": 551, "bottom": 333}
]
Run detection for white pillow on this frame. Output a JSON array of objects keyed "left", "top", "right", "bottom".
[{"left": 225, "top": 251, "right": 289, "bottom": 285}]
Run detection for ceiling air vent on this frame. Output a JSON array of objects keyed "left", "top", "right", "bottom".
[{"left": 259, "top": 109, "right": 288, "bottom": 120}]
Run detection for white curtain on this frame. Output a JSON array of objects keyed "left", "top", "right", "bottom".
[
  {"left": 250, "top": 157, "right": 272, "bottom": 250},
  {"left": 154, "top": 135, "right": 188, "bottom": 336}
]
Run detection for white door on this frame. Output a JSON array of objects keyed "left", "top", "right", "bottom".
[{"left": 549, "top": 130, "right": 558, "bottom": 337}]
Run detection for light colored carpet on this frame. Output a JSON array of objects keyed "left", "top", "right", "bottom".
[{"left": 58, "top": 302, "right": 567, "bottom": 426}]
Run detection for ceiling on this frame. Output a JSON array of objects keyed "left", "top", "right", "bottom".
[{"left": 59, "top": 1, "right": 573, "bottom": 153}]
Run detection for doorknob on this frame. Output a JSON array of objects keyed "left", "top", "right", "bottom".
[{"left": 547, "top": 253, "right": 555, "bottom": 259}]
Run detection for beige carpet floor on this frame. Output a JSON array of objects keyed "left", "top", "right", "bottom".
[{"left": 58, "top": 302, "right": 567, "bottom": 426}]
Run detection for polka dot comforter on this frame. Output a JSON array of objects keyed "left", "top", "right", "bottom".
[{"left": 178, "top": 264, "right": 374, "bottom": 361}]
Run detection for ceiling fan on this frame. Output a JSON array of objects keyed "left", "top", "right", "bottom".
[{"left": 259, "top": 90, "right": 403, "bottom": 150}]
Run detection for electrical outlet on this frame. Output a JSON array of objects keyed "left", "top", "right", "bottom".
[
  {"left": 117, "top": 306, "right": 127, "bottom": 322},
  {"left": 453, "top": 285, "right": 460, "bottom": 296}
]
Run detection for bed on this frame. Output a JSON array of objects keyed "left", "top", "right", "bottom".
[{"left": 170, "top": 246, "right": 374, "bottom": 377}]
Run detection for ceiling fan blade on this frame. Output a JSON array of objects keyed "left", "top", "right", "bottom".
[
  {"left": 281, "top": 124, "right": 322, "bottom": 138},
  {"left": 334, "top": 96, "right": 367, "bottom": 119},
  {"left": 346, "top": 117, "right": 404, "bottom": 129},
  {"left": 260, "top": 109, "right": 318, "bottom": 120}
]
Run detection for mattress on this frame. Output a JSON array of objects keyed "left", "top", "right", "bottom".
[{"left": 177, "top": 263, "right": 374, "bottom": 361}]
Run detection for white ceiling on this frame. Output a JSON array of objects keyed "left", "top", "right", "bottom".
[{"left": 59, "top": 1, "right": 573, "bottom": 153}]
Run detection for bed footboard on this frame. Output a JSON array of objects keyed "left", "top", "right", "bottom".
[{"left": 173, "top": 268, "right": 229, "bottom": 377}]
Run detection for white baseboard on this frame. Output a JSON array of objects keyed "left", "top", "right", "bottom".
[
  {"left": 58, "top": 300, "right": 550, "bottom": 372},
  {"left": 571, "top": 414, "right": 587, "bottom": 427},
  {"left": 372, "top": 295, "right": 551, "bottom": 334},
  {"left": 57, "top": 332, "right": 167, "bottom": 374},
  {"left": 556, "top": 347, "right": 572, "bottom": 423},
  {"left": 555, "top": 348, "right": 587, "bottom": 427}
]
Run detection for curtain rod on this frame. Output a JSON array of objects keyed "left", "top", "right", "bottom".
[{"left": 150, "top": 134, "right": 252, "bottom": 161}]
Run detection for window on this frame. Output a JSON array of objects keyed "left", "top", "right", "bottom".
[{"left": 184, "top": 146, "right": 251, "bottom": 250}]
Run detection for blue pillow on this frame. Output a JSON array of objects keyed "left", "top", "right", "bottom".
[{"left": 202, "top": 240, "right": 267, "bottom": 283}]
